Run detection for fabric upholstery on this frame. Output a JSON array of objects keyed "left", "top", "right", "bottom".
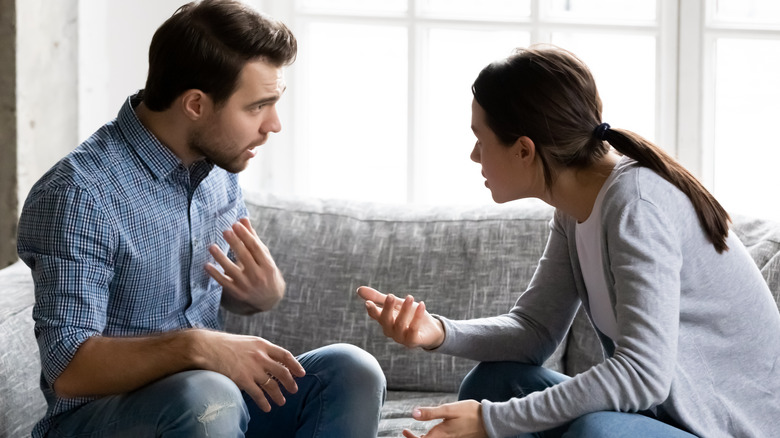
[
  {"left": 0, "top": 261, "right": 47, "bottom": 438},
  {"left": 2, "top": 192, "right": 779, "bottom": 437},
  {"left": 221, "top": 192, "right": 565, "bottom": 393}
]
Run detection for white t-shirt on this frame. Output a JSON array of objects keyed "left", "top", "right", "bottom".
[{"left": 575, "top": 160, "right": 623, "bottom": 341}]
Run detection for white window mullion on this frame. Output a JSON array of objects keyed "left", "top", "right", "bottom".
[
  {"left": 407, "top": 1, "right": 418, "bottom": 203},
  {"left": 656, "top": 0, "right": 679, "bottom": 157},
  {"left": 676, "top": 0, "right": 706, "bottom": 183}
]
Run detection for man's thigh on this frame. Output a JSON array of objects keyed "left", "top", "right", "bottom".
[
  {"left": 48, "top": 370, "right": 248, "bottom": 438},
  {"left": 243, "top": 343, "right": 386, "bottom": 438}
]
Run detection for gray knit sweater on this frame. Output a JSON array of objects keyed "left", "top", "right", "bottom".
[{"left": 436, "top": 158, "right": 780, "bottom": 437}]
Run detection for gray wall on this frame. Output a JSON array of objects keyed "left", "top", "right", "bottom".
[
  {"left": 0, "top": 0, "right": 78, "bottom": 268},
  {"left": 0, "top": 0, "right": 16, "bottom": 268}
]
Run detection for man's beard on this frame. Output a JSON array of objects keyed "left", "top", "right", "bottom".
[{"left": 188, "top": 126, "right": 249, "bottom": 174}]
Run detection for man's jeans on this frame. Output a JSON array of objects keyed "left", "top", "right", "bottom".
[
  {"left": 47, "top": 343, "right": 386, "bottom": 437},
  {"left": 460, "top": 362, "right": 698, "bottom": 438}
]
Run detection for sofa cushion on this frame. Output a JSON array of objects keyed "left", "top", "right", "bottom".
[
  {"left": 731, "top": 213, "right": 780, "bottom": 308},
  {"left": 222, "top": 192, "right": 564, "bottom": 393},
  {"left": 0, "top": 260, "right": 47, "bottom": 437}
]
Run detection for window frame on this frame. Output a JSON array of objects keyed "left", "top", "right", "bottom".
[{"left": 254, "top": 0, "right": 779, "bottom": 217}]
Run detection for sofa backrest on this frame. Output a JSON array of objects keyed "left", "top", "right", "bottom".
[
  {"left": 0, "top": 261, "right": 47, "bottom": 437},
  {"left": 223, "top": 193, "right": 780, "bottom": 392},
  {"left": 222, "top": 192, "right": 562, "bottom": 392},
  {"left": 731, "top": 213, "right": 780, "bottom": 306}
]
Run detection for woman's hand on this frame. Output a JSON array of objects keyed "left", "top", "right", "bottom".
[
  {"left": 356, "top": 286, "right": 446, "bottom": 350},
  {"left": 402, "top": 400, "right": 487, "bottom": 438}
]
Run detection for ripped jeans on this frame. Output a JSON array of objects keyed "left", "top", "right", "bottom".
[{"left": 46, "top": 343, "right": 386, "bottom": 438}]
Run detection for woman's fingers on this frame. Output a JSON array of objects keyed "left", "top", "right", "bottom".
[
  {"left": 394, "top": 295, "right": 416, "bottom": 333},
  {"left": 356, "top": 286, "right": 387, "bottom": 306}
]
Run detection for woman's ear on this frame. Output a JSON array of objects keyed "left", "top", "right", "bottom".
[
  {"left": 179, "top": 90, "right": 209, "bottom": 121},
  {"left": 512, "top": 136, "right": 536, "bottom": 164}
]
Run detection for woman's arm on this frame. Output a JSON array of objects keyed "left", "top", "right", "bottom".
[
  {"left": 480, "top": 196, "right": 684, "bottom": 436},
  {"left": 358, "top": 210, "right": 582, "bottom": 365}
]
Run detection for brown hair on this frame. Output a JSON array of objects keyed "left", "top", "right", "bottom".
[
  {"left": 143, "top": 0, "right": 297, "bottom": 111},
  {"left": 472, "top": 45, "right": 730, "bottom": 252}
]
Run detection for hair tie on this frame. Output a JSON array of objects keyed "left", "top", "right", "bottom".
[{"left": 594, "top": 122, "right": 610, "bottom": 141}]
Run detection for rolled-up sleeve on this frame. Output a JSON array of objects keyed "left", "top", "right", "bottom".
[{"left": 18, "top": 185, "right": 115, "bottom": 386}]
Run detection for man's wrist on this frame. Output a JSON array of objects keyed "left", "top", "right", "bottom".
[{"left": 180, "top": 328, "right": 208, "bottom": 369}]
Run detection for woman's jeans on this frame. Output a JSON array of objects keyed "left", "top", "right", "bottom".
[
  {"left": 47, "top": 343, "right": 386, "bottom": 438},
  {"left": 459, "top": 362, "right": 698, "bottom": 438}
]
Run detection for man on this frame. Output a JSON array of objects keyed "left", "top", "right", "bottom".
[{"left": 17, "top": 1, "right": 385, "bottom": 436}]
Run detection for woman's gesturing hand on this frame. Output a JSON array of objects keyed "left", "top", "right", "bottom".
[
  {"left": 356, "top": 286, "right": 446, "bottom": 350},
  {"left": 402, "top": 400, "right": 488, "bottom": 438}
]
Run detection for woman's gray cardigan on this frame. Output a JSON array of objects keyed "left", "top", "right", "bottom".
[{"left": 436, "top": 159, "right": 780, "bottom": 437}]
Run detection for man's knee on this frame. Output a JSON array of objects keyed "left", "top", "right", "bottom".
[
  {"left": 302, "top": 343, "right": 386, "bottom": 396},
  {"left": 159, "top": 370, "right": 248, "bottom": 437}
]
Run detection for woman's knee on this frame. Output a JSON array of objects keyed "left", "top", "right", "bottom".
[{"left": 459, "top": 362, "right": 567, "bottom": 402}]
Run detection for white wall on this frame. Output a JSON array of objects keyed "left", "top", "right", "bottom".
[
  {"left": 77, "top": 0, "right": 275, "bottom": 193},
  {"left": 16, "top": 0, "right": 79, "bottom": 208},
  {"left": 78, "top": 0, "right": 192, "bottom": 141}
]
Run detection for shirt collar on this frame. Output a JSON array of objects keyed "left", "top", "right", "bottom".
[{"left": 117, "top": 91, "right": 187, "bottom": 180}]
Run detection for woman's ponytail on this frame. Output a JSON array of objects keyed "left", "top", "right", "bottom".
[{"left": 602, "top": 127, "right": 731, "bottom": 253}]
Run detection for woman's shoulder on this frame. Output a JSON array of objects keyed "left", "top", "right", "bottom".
[
  {"left": 601, "top": 158, "right": 697, "bottom": 225},
  {"left": 607, "top": 159, "right": 688, "bottom": 205}
]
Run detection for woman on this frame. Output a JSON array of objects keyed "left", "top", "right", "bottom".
[{"left": 357, "top": 45, "right": 780, "bottom": 438}]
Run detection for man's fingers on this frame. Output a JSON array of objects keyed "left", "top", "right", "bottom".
[
  {"left": 246, "top": 385, "right": 272, "bottom": 413},
  {"left": 223, "top": 227, "right": 254, "bottom": 267},
  {"left": 239, "top": 217, "right": 259, "bottom": 238},
  {"left": 259, "top": 377, "right": 287, "bottom": 407},
  {"left": 204, "top": 262, "right": 229, "bottom": 285},
  {"left": 209, "top": 243, "right": 241, "bottom": 276},
  {"left": 268, "top": 348, "right": 306, "bottom": 382},
  {"left": 232, "top": 220, "right": 275, "bottom": 267}
]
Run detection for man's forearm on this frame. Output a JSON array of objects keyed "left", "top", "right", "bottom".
[{"left": 53, "top": 329, "right": 203, "bottom": 399}]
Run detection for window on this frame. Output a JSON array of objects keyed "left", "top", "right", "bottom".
[
  {"left": 699, "top": 0, "right": 780, "bottom": 220},
  {"left": 253, "top": 0, "right": 677, "bottom": 206},
  {"left": 78, "top": 1, "right": 780, "bottom": 219}
]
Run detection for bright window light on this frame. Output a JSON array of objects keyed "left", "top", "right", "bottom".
[{"left": 712, "top": 38, "right": 780, "bottom": 220}]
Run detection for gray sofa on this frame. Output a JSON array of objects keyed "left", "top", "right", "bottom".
[{"left": 2, "top": 192, "right": 779, "bottom": 437}]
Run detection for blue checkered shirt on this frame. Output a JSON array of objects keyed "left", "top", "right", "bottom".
[{"left": 17, "top": 93, "right": 248, "bottom": 438}]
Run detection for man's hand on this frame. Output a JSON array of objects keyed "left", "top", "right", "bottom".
[
  {"left": 206, "top": 217, "right": 285, "bottom": 314},
  {"left": 402, "top": 400, "right": 487, "bottom": 438},
  {"left": 357, "top": 286, "right": 446, "bottom": 350},
  {"left": 192, "top": 330, "right": 306, "bottom": 413},
  {"left": 53, "top": 328, "right": 306, "bottom": 412}
]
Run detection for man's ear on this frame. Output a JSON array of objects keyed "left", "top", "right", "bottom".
[
  {"left": 180, "top": 90, "right": 210, "bottom": 121},
  {"left": 512, "top": 136, "right": 536, "bottom": 164}
]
